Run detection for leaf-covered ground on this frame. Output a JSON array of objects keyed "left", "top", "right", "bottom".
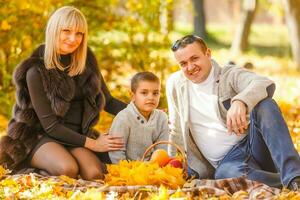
[{"left": 1, "top": 164, "right": 300, "bottom": 199}]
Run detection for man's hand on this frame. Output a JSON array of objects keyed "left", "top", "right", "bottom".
[{"left": 226, "top": 100, "right": 248, "bottom": 135}]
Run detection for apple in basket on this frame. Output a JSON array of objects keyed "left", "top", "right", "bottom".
[
  {"left": 167, "top": 158, "right": 183, "bottom": 168},
  {"left": 150, "top": 149, "right": 171, "bottom": 167}
]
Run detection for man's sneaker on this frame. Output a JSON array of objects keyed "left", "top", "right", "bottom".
[{"left": 288, "top": 177, "right": 300, "bottom": 191}]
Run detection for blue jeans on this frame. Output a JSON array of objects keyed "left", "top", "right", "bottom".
[
  {"left": 188, "top": 166, "right": 200, "bottom": 179},
  {"left": 213, "top": 98, "right": 300, "bottom": 188}
]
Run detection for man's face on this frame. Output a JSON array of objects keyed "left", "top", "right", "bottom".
[{"left": 174, "top": 42, "right": 212, "bottom": 83}]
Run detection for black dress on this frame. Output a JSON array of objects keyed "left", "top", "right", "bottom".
[{"left": 26, "top": 54, "right": 126, "bottom": 162}]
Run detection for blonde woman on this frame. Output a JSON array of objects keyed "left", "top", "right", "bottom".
[{"left": 0, "top": 6, "right": 125, "bottom": 180}]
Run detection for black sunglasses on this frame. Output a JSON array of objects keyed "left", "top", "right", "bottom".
[{"left": 171, "top": 35, "right": 202, "bottom": 51}]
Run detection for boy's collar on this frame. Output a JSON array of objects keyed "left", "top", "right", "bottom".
[{"left": 129, "top": 101, "right": 155, "bottom": 122}]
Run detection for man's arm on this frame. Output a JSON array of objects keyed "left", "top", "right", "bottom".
[
  {"left": 225, "top": 66, "right": 275, "bottom": 134},
  {"left": 228, "top": 66, "right": 275, "bottom": 112},
  {"left": 166, "top": 76, "right": 184, "bottom": 156}
]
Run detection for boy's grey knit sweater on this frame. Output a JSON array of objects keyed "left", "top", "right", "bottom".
[{"left": 108, "top": 101, "right": 169, "bottom": 164}]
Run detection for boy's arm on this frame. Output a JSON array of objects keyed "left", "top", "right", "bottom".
[
  {"left": 108, "top": 112, "right": 130, "bottom": 164},
  {"left": 154, "top": 112, "right": 169, "bottom": 151}
]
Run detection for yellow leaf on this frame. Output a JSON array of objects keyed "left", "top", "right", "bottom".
[
  {"left": 0, "top": 165, "right": 11, "bottom": 178},
  {"left": 1, "top": 20, "right": 11, "bottom": 31},
  {"left": 59, "top": 175, "right": 76, "bottom": 185},
  {"left": 150, "top": 186, "right": 169, "bottom": 199}
]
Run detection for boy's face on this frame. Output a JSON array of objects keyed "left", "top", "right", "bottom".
[{"left": 132, "top": 80, "right": 160, "bottom": 117}]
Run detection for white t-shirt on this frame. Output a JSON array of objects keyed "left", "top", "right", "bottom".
[{"left": 188, "top": 66, "right": 246, "bottom": 168}]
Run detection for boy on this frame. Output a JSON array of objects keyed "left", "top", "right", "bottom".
[{"left": 109, "top": 72, "right": 169, "bottom": 163}]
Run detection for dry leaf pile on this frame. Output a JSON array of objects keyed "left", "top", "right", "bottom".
[{"left": 104, "top": 160, "right": 186, "bottom": 189}]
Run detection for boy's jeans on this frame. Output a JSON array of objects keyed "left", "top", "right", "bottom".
[{"left": 213, "top": 98, "right": 300, "bottom": 188}]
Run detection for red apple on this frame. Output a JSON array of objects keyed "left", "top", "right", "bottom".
[{"left": 168, "top": 158, "right": 183, "bottom": 168}]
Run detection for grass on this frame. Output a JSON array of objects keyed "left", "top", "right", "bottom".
[{"left": 173, "top": 22, "right": 292, "bottom": 60}]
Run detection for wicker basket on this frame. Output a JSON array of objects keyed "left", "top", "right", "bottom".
[{"left": 141, "top": 140, "right": 188, "bottom": 178}]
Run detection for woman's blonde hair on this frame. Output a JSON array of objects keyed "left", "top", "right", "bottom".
[{"left": 44, "top": 6, "right": 88, "bottom": 76}]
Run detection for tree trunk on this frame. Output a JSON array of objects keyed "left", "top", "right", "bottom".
[
  {"left": 160, "top": 0, "right": 174, "bottom": 35},
  {"left": 231, "top": 0, "right": 257, "bottom": 55},
  {"left": 167, "top": 1, "right": 174, "bottom": 32},
  {"left": 283, "top": 0, "right": 300, "bottom": 70},
  {"left": 192, "top": 0, "right": 206, "bottom": 39}
]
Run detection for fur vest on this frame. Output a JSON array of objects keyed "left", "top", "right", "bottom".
[{"left": 0, "top": 45, "right": 105, "bottom": 171}]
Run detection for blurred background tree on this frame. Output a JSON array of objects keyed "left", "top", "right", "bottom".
[
  {"left": 192, "top": 0, "right": 207, "bottom": 39},
  {"left": 0, "top": 0, "right": 174, "bottom": 120},
  {"left": 0, "top": 0, "right": 60, "bottom": 118},
  {"left": 283, "top": 0, "right": 300, "bottom": 70},
  {"left": 231, "top": 0, "right": 257, "bottom": 55}
]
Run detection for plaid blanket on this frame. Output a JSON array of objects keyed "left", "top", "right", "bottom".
[
  {"left": 1, "top": 168, "right": 281, "bottom": 199},
  {"left": 182, "top": 177, "right": 281, "bottom": 199},
  {"left": 101, "top": 177, "right": 280, "bottom": 199},
  {"left": 1, "top": 173, "right": 281, "bottom": 199}
]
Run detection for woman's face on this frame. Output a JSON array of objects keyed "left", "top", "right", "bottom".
[{"left": 58, "top": 28, "right": 84, "bottom": 55}]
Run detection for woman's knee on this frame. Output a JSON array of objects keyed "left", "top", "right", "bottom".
[
  {"left": 30, "top": 142, "right": 79, "bottom": 178},
  {"left": 81, "top": 165, "right": 104, "bottom": 180},
  {"left": 55, "top": 161, "right": 79, "bottom": 178}
]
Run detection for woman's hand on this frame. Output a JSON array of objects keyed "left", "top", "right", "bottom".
[{"left": 85, "top": 134, "right": 124, "bottom": 152}]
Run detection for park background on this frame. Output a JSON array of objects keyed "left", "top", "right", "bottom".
[
  {"left": 0, "top": 0, "right": 299, "bottom": 153},
  {"left": 1, "top": 0, "right": 300, "bottom": 198}
]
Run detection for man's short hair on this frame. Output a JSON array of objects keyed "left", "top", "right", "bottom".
[
  {"left": 171, "top": 35, "right": 208, "bottom": 52},
  {"left": 131, "top": 71, "right": 160, "bottom": 93}
]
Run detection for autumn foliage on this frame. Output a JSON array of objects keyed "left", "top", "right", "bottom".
[{"left": 104, "top": 160, "right": 186, "bottom": 189}]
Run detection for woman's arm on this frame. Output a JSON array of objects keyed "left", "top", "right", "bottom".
[
  {"left": 26, "top": 67, "right": 86, "bottom": 146},
  {"left": 87, "top": 48, "right": 126, "bottom": 115},
  {"left": 99, "top": 73, "right": 127, "bottom": 115},
  {"left": 27, "top": 66, "right": 124, "bottom": 152}
]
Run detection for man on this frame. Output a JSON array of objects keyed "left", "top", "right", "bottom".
[{"left": 166, "top": 35, "right": 300, "bottom": 189}]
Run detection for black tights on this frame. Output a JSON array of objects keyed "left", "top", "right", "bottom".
[{"left": 30, "top": 142, "right": 105, "bottom": 180}]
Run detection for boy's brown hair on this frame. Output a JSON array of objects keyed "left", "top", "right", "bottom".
[{"left": 131, "top": 71, "right": 160, "bottom": 93}]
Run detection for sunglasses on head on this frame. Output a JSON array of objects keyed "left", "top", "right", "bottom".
[{"left": 171, "top": 35, "right": 203, "bottom": 51}]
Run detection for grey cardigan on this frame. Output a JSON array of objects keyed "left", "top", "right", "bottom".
[
  {"left": 108, "top": 102, "right": 169, "bottom": 164},
  {"left": 166, "top": 60, "right": 275, "bottom": 178}
]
